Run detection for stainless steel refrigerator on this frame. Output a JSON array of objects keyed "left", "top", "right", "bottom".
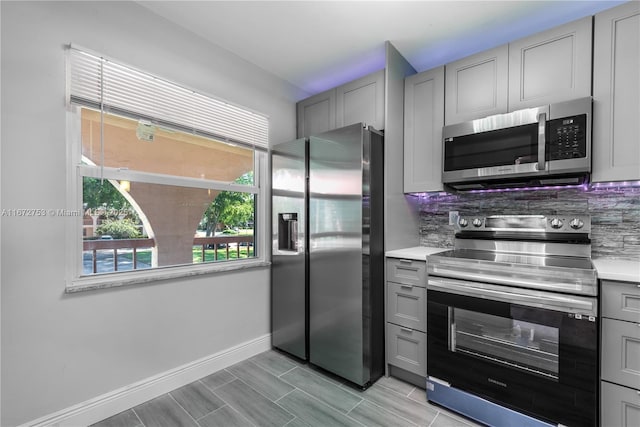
[{"left": 271, "top": 123, "right": 384, "bottom": 388}]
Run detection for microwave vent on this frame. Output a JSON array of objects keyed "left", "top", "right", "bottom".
[{"left": 445, "top": 173, "right": 589, "bottom": 192}]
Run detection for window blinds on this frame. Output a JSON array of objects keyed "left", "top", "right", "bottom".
[{"left": 68, "top": 46, "right": 269, "bottom": 149}]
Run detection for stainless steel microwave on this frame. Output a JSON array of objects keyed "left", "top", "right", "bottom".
[{"left": 442, "top": 97, "right": 591, "bottom": 190}]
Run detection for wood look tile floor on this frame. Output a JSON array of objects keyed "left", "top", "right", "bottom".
[{"left": 91, "top": 350, "right": 482, "bottom": 427}]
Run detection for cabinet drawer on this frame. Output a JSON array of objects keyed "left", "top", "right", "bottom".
[
  {"left": 602, "top": 318, "right": 640, "bottom": 390},
  {"left": 602, "top": 280, "right": 640, "bottom": 323},
  {"left": 386, "top": 322, "right": 426, "bottom": 376},
  {"left": 601, "top": 381, "right": 640, "bottom": 427},
  {"left": 387, "top": 282, "right": 426, "bottom": 332},
  {"left": 386, "top": 258, "right": 426, "bottom": 287}
]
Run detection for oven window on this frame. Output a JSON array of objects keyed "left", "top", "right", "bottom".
[{"left": 451, "top": 308, "right": 559, "bottom": 380}]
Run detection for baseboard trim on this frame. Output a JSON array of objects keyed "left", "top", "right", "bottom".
[{"left": 22, "top": 333, "right": 272, "bottom": 427}]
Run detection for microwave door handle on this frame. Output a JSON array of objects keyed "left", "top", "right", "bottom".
[{"left": 537, "top": 112, "right": 546, "bottom": 171}]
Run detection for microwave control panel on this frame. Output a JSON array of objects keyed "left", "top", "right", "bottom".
[{"left": 547, "top": 114, "right": 587, "bottom": 161}]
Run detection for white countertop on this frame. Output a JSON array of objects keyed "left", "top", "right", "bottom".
[
  {"left": 386, "top": 246, "right": 640, "bottom": 283},
  {"left": 385, "top": 246, "right": 448, "bottom": 261},
  {"left": 592, "top": 258, "right": 640, "bottom": 283}
]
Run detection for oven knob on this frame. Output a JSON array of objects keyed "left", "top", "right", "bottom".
[
  {"left": 570, "top": 218, "right": 584, "bottom": 230},
  {"left": 458, "top": 218, "right": 469, "bottom": 228},
  {"left": 550, "top": 218, "right": 564, "bottom": 229},
  {"left": 472, "top": 218, "right": 483, "bottom": 227}
]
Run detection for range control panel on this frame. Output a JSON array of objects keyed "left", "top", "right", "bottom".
[{"left": 456, "top": 214, "right": 591, "bottom": 233}]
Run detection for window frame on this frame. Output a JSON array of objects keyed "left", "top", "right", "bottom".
[{"left": 65, "top": 49, "right": 270, "bottom": 293}]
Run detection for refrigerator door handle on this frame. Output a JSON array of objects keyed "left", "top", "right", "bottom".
[{"left": 289, "top": 219, "right": 298, "bottom": 252}]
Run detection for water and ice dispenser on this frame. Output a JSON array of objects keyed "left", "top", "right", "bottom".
[{"left": 278, "top": 213, "right": 298, "bottom": 251}]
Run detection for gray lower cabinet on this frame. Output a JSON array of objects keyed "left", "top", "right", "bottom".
[
  {"left": 387, "top": 282, "right": 427, "bottom": 332},
  {"left": 386, "top": 257, "right": 427, "bottom": 287},
  {"left": 601, "top": 279, "right": 640, "bottom": 427},
  {"left": 602, "top": 318, "right": 640, "bottom": 389},
  {"left": 601, "top": 381, "right": 640, "bottom": 427},
  {"left": 386, "top": 323, "right": 426, "bottom": 376},
  {"left": 602, "top": 279, "right": 640, "bottom": 324},
  {"left": 386, "top": 257, "right": 427, "bottom": 386}
]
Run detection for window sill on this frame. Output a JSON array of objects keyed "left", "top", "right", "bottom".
[{"left": 66, "top": 259, "right": 271, "bottom": 293}]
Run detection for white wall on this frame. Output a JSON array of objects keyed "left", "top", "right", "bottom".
[{"left": 0, "top": 1, "right": 300, "bottom": 425}]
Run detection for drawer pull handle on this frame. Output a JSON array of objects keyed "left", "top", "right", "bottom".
[
  {"left": 399, "top": 259, "right": 413, "bottom": 264},
  {"left": 400, "top": 327, "right": 413, "bottom": 333},
  {"left": 400, "top": 285, "right": 414, "bottom": 290}
]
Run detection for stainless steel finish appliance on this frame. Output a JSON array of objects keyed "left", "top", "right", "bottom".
[
  {"left": 271, "top": 138, "right": 307, "bottom": 360},
  {"left": 271, "top": 123, "right": 385, "bottom": 388},
  {"left": 426, "top": 214, "right": 598, "bottom": 427},
  {"left": 442, "top": 97, "right": 592, "bottom": 190}
]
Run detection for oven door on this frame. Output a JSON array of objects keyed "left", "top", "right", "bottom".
[{"left": 427, "top": 277, "right": 598, "bottom": 427}]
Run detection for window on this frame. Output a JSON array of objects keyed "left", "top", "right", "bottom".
[{"left": 66, "top": 46, "right": 269, "bottom": 291}]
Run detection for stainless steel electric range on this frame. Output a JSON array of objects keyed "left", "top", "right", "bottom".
[{"left": 426, "top": 214, "right": 598, "bottom": 427}]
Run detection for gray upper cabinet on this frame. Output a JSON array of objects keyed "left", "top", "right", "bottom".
[
  {"left": 445, "top": 45, "right": 509, "bottom": 125},
  {"left": 592, "top": 1, "right": 640, "bottom": 183},
  {"left": 403, "top": 66, "right": 445, "bottom": 193},
  {"left": 444, "top": 16, "right": 592, "bottom": 125},
  {"left": 508, "top": 16, "right": 592, "bottom": 111},
  {"left": 336, "top": 69, "right": 385, "bottom": 131},
  {"left": 296, "top": 70, "right": 384, "bottom": 138},
  {"left": 296, "top": 89, "right": 336, "bottom": 138},
  {"left": 405, "top": 17, "right": 594, "bottom": 194}
]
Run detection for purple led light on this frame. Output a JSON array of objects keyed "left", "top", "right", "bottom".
[
  {"left": 414, "top": 181, "right": 640, "bottom": 200},
  {"left": 592, "top": 181, "right": 640, "bottom": 188},
  {"left": 466, "top": 183, "right": 588, "bottom": 194}
]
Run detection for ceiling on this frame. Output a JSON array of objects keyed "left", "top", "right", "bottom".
[{"left": 137, "top": 1, "right": 626, "bottom": 98}]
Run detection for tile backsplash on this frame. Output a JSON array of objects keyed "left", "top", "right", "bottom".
[{"left": 418, "top": 184, "right": 640, "bottom": 260}]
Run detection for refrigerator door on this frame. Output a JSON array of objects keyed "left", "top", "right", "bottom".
[
  {"left": 271, "top": 138, "right": 307, "bottom": 360},
  {"left": 308, "top": 123, "right": 383, "bottom": 387}
]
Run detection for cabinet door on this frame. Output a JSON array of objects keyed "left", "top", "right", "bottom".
[
  {"left": 602, "top": 318, "right": 640, "bottom": 390},
  {"left": 403, "top": 66, "right": 445, "bottom": 193},
  {"left": 386, "top": 258, "right": 426, "bottom": 287},
  {"left": 387, "top": 282, "right": 427, "bottom": 332},
  {"left": 336, "top": 69, "right": 385, "bottom": 130},
  {"left": 386, "top": 322, "right": 427, "bottom": 376},
  {"left": 592, "top": 1, "right": 640, "bottom": 182},
  {"left": 601, "top": 280, "right": 640, "bottom": 324},
  {"left": 296, "top": 89, "right": 336, "bottom": 138},
  {"left": 508, "top": 16, "right": 592, "bottom": 111},
  {"left": 445, "top": 45, "right": 508, "bottom": 125},
  {"left": 601, "top": 381, "right": 640, "bottom": 427}
]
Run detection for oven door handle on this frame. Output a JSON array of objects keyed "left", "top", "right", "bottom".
[
  {"left": 428, "top": 278, "right": 596, "bottom": 316},
  {"left": 427, "top": 262, "right": 596, "bottom": 296}
]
